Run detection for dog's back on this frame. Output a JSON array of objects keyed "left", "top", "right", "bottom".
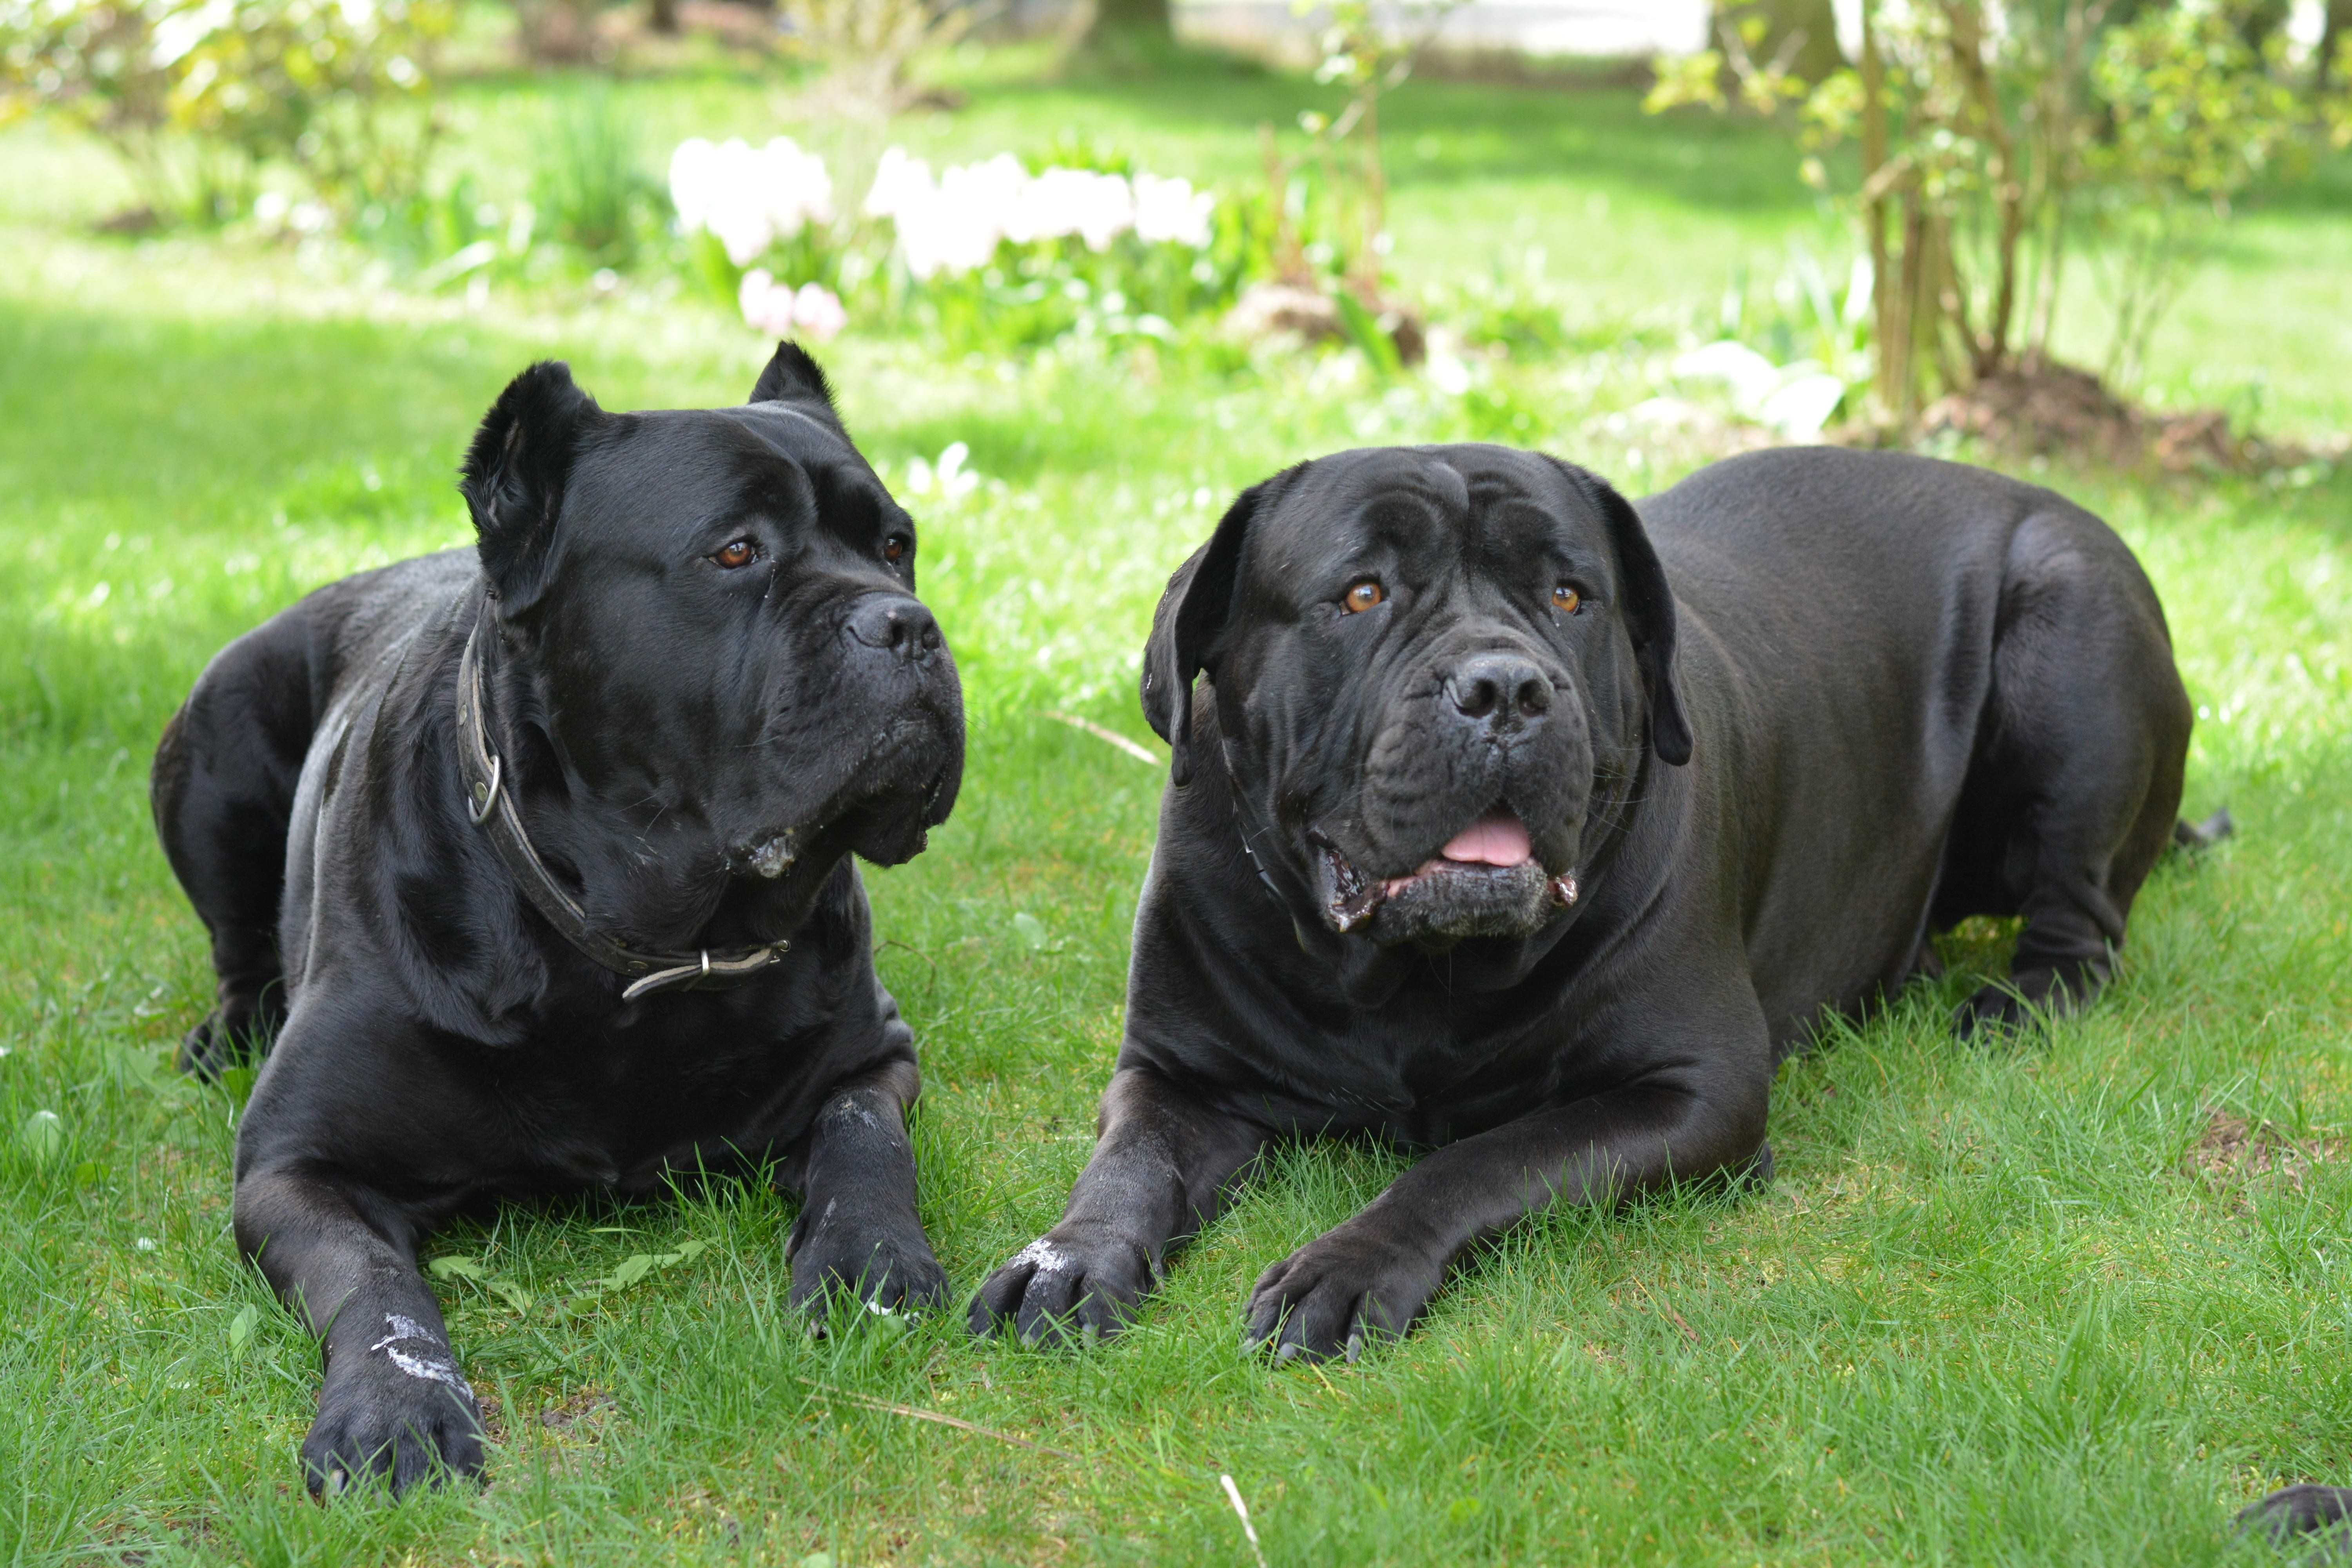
[
  {"left": 1638, "top": 447, "right": 2190, "bottom": 1042},
  {"left": 151, "top": 548, "right": 478, "bottom": 1074}
]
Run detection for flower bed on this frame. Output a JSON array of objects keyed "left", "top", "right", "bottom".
[{"left": 668, "top": 137, "right": 1258, "bottom": 353}]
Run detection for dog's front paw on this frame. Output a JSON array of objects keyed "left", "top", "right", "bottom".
[
  {"left": 786, "top": 1201, "right": 950, "bottom": 1327},
  {"left": 1244, "top": 1224, "right": 1445, "bottom": 1363},
  {"left": 967, "top": 1225, "right": 1156, "bottom": 1345},
  {"left": 303, "top": 1317, "right": 483, "bottom": 1497}
]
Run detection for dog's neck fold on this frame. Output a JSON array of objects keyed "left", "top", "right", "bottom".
[{"left": 456, "top": 596, "right": 788, "bottom": 1001}]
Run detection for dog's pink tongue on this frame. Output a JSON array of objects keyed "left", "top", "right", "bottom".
[{"left": 1441, "top": 811, "right": 1532, "bottom": 867}]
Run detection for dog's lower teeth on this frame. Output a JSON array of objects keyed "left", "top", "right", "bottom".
[
  {"left": 1330, "top": 882, "right": 1385, "bottom": 933},
  {"left": 1319, "top": 843, "right": 1387, "bottom": 933}
]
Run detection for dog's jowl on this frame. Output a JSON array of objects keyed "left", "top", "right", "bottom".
[
  {"left": 152, "top": 345, "right": 964, "bottom": 1494},
  {"left": 972, "top": 445, "right": 2201, "bottom": 1361}
]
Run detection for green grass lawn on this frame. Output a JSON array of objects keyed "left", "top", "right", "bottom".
[{"left": 4, "top": 49, "right": 2351, "bottom": 1567}]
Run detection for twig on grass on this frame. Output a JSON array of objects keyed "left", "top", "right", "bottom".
[
  {"left": 797, "top": 1377, "right": 1076, "bottom": 1459},
  {"left": 1042, "top": 710, "right": 1165, "bottom": 768},
  {"left": 1635, "top": 1277, "right": 1702, "bottom": 1346},
  {"left": 1219, "top": 1473, "right": 1270, "bottom": 1568}
]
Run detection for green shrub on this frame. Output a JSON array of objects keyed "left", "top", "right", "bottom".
[
  {"left": 0, "top": 0, "right": 449, "bottom": 224},
  {"left": 531, "top": 90, "right": 661, "bottom": 270}
]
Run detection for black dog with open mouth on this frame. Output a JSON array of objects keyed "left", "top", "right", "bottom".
[
  {"left": 152, "top": 345, "right": 963, "bottom": 1494},
  {"left": 971, "top": 443, "right": 2201, "bottom": 1361}
]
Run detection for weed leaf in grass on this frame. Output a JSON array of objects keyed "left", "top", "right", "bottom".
[
  {"left": 431, "top": 1253, "right": 535, "bottom": 1312},
  {"left": 1012, "top": 911, "right": 1050, "bottom": 951},
  {"left": 596, "top": 1238, "right": 709, "bottom": 1294},
  {"left": 1335, "top": 290, "right": 1405, "bottom": 376},
  {"left": 20, "top": 1109, "right": 63, "bottom": 1165},
  {"left": 227, "top": 1303, "right": 259, "bottom": 1359}
]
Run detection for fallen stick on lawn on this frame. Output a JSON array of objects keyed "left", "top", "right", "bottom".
[
  {"left": 1219, "top": 1473, "right": 1270, "bottom": 1568},
  {"left": 1635, "top": 1277, "right": 1702, "bottom": 1346},
  {"left": 799, "top": 1377, "right": 1076, "bottom": 1460},
  {"left": 1042, "top": 710, "right": 1164, "bottom": 767}
]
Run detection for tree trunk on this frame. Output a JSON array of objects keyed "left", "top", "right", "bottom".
[
  {"left": 2323, "top": 0, "right": 2350, "bottom": 88},
  {"left": 650, "top": 0, "right": 679, "bottom": 34},
  {"left": 1860, "top": 0, "right": 1912, "bottom": 419},
  {"left": 2237, "top": 0, "right": 2291, "bottom": 56},
  {"left": 515, "top": 0, "right": 595, "bottom": 61},
  {"left": 1087, "top": 0, "right": 1170, "bottom": 45},
  {"left": 1732, "top": 0, "right": 1846, "bottom": 83}
]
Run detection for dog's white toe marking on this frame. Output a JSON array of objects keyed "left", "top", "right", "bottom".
[{"left": 1009, "top": 1238, "right": 1073, "bottom": 1276}]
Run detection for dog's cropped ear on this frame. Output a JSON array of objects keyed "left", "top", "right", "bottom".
[
  {"left": 749, "top": 341, "right": 842, "bottom": 423},
  {"left": 1142, "top": 468, "right": 1298, "bottom": 787},
  {"left": 1553, "top": 459, "right": 1692, "bottom": 767},
  {"left": 462, "top": 361, "right": 602, "bottom": 614}
]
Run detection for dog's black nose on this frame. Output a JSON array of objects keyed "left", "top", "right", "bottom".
[
  {"left": 848, "top": 594, "right": 943, "bottom": 660},
  {"left": 1446, "top": 651, "right": 1552, "bottom": 726}
]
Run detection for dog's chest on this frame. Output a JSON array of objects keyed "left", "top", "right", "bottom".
[
  {"left": 1258, "top": 991, "right": 1580, "bottom": 1143},
  {"left": 475, "top": 1008, "right": 854, "bottom": 1194}
]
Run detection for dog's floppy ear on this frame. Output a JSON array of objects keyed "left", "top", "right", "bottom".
[
  {"left": 1552, "top": 458, "right": 1692, "bottom": 767},
  {"left": 462, "top": 361, "right": 602, "bottom": 613},
  {"left": 1142, "top": 468, "right": 1298, "bottom": 787},
  {"left": 749, "top": 341, "right": 842, "bottom": 420}
]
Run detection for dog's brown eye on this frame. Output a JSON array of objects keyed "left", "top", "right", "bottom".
[
  {"left": 1343, "top": 579, "right": 1385, "bottom": 613},
  {"left": 713, "top": 539, "right": 759, "bottom": 569},
  {"left": 882, "top": 534, "right": 909, "bottom": 564},
  {"left": 1553, "top": 584, "right": 1582, "bottom": 614}
]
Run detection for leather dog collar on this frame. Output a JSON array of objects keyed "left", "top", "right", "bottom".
[{"left": 454, "top": 605, "right": 786, "bottom": 1003}]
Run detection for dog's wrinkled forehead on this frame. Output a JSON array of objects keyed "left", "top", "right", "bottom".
[
  {"left": 566, "top": 403, "right": 897, "bottom": 544},
  {"left": 1241, "top": 444, "right": 1613, "bottom": 591}
]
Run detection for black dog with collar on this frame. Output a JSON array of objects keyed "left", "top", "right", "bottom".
[
  {"left": 152, "top": 346, "right": 963, "bottom": 1493},
  {"left": 972, "top": 445, "right": 2197, "bottom": 1359}
]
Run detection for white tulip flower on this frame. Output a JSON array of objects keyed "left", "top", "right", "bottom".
[{"left": 1132, "top": 173, "right": 1216, "bottom": 249}]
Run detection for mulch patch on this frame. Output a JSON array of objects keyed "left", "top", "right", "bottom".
[
  {"left": 2185, "top": 1108, "right": 2344, "bottom": 1207},
  {"left": 1853, "top": 361, "right": 2343, "bottom": 474}
]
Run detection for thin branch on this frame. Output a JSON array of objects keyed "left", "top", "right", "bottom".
[
  {"left": 1219, "top": 1474, "right": 1271, "bottom": 1568},
  {"left": 1042, "top": 710, "right": 1164, "bottom": 768},
  {"left": 1635, "top": 1277, "right": 1702, "bottom": 1346},
  {"left": 799, "top": 1377, "right": 1078, "bottom": 1459}
]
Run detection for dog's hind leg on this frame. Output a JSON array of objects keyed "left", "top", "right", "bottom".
[
  {"left": 1942, "top": 507, "right": 2193, "bottom": 1037},
  {"left": 152, "top": 613, "right": 318, "bottom": 1077}
]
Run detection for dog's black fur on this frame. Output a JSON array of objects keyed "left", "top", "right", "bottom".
[
  {"left": 972, "top": 445, "right": 2197, "bottom": 1359},
  {"left": 2240, "top": 1486, "right": 2352, "bottom": 1560},
  {"left": 152, "top": 346, "right": 963, "bottom": 1494}
]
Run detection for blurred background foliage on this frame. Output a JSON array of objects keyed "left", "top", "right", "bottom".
[
  {"left": 5, "top": 0, "right": 2348, "bottom": 437},
  {"left": 1652, "top": 0, "right": 2352, "bottom": 422}
]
